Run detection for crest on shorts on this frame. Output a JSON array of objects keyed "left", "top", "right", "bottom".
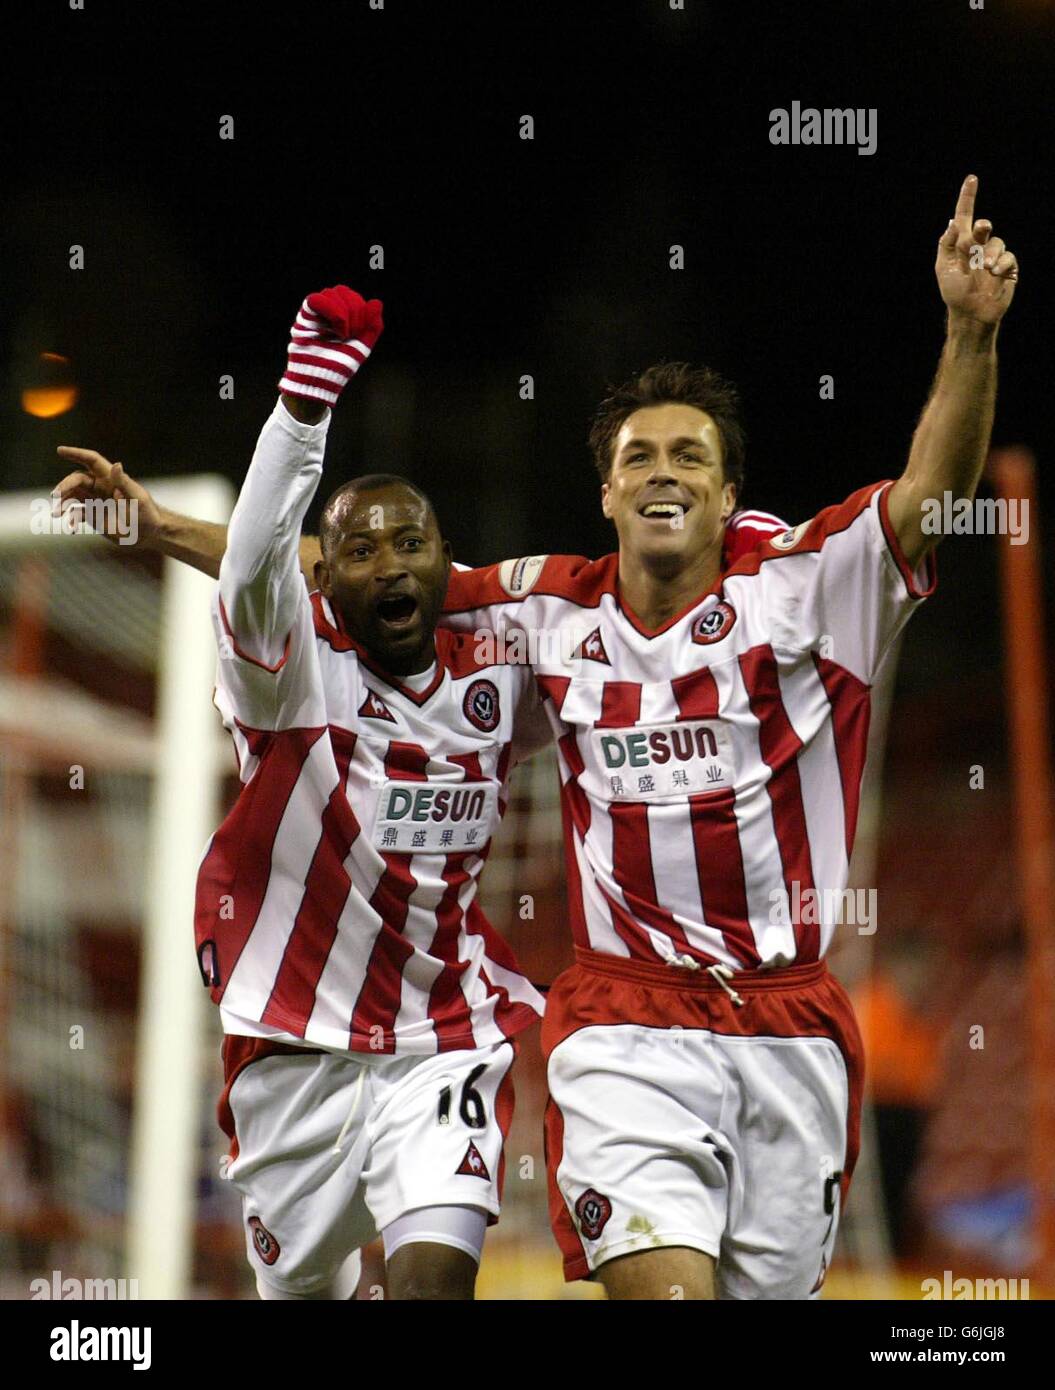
[
  {"left": 573, "top": 627, "right": 610, "bottom": 665},
  {"left": 359, "top": 688, "right": 396, "bottom": 723},
  {"left": 463, "top": 679, "right": 500, "bottom": 732},
  {"left": 456, "top": 1141, "right": 491, "bottom": 1180},
  {"left": 248, "top": 1215, "right": 281, "bottom": 1266},
  {"left": 574, "top": 1188, "right": 612, "bottom": 1241},
  {"left": 691, "top": 601, "right": 737, "bottom": 646}
]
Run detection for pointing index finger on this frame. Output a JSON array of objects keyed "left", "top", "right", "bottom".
[{"left": 954, "top": 174, "right": 979, "bottom": 230}]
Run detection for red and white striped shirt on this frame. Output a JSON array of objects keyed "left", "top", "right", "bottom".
[
  {"left": 195, "top": 402, "right": 547, "bottom": 1055},
  {"left": 442, "top": 483, "right": 935, "bottom": 971}
]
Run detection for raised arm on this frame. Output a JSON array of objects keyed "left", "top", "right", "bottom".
[
  {"left": 216, "top": 287, "right": 385, "bottom": 665},
  {"left": 887, "top": 174, "right": 1018, "bottom": 568},
  {"left": 222, "top": 396, "right": 329, "bottom": 666}
]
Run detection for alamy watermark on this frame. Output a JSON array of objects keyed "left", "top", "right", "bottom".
[
  {"left": 473, "top": 626, "right": 583, "bottom": 667},
  {"left": 921, "top": 492, "right": 1028, "bottom": 545},
  {"left": 769, "top": 881, "right": 877, "bottom": 935},
  {"left": 769, "top": 103, "right": 877, "bottom": 157},
  {"left": 35, "top": 494, "right": 140, "bottom": 546},
  {"left": 921, "top": 1271, "right": 1028, "bottom": 1301},
  {"left": 31, "top": 1270, "right": 139, "bottom": 1300},
  {"left": 50, "top": 1321, "right": 151, "bottom": 1371}
]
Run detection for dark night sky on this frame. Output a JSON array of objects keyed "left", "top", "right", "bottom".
[{"left": 5, "top": 0, "right": 1054, "bottom": 694}]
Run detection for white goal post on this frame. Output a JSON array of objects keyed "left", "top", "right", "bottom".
[{"left": 0, "top": 476, "right": 233, "bottom": 1300}]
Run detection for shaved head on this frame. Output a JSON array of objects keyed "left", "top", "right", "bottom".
[{"left": 319, "top": 473, "right": 439, "bottom": 559}]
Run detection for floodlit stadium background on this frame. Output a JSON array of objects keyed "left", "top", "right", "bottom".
[{"left": 2, "top": 0, "right": 1054, "bottom": 1299}]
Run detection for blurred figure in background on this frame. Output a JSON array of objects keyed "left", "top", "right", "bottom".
[{"left": 852, "top": 931, "right": 942, "bottom": 1259}]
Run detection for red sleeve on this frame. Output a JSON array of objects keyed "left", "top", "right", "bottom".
[
  {"left": 442, "top": 553, "right": 617, "bottom": 614},
  {"left": 723, "top": 509, "right": 789, "bottom": 566}
]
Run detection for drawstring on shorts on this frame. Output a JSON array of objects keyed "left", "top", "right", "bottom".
[
  {"left": 705, "top": 962, "right": 746, "bottom": 1008},
  {"left": 659, "top": 944, "right": 746, "bottom": 1007}
]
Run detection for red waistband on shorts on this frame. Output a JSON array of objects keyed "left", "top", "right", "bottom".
[{"left": 573, "top": 946, "right": 828, "bottom": 993}]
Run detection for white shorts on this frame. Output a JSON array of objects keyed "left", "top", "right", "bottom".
[
  {"left": 542, "top": 952, "right": 864, "bottom": 1298},
  {"left": 219, "top": 1036, "right": 516, "bottom": 1295}
]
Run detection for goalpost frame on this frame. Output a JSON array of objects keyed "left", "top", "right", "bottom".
[
  {"left": 0, "top": 475, "right": 233, "bottom": 1300},
  {"left": 991, "top": 447, "right": 1055, "bottom": 1290}
]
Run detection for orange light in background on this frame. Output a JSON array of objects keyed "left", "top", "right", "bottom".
[{"left": 21, "top": 352, "right": 78, "bottom": 418}]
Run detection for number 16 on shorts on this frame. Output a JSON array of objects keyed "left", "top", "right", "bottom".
[
  {"left": 427, "top": 1047, "right": 517, "bottom": 1196},
  {"left": 437, "top": 1063, "right": 489, "bottom": 1128}
]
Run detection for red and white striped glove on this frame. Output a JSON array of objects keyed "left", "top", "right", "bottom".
[{"left": 278, "top": 285, "right": 384, "bottom": 408}]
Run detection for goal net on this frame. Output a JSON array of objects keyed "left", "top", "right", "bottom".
[{"left": 0, "top": 479, "right": 233, "bottom": 1300}]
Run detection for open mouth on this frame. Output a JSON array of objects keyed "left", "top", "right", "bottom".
[
  {"left": 638, "top": 500, "right": 690, "bottom": 520},
  {"left": 375, "top": 593, "right": 419, "bottom": 629}
]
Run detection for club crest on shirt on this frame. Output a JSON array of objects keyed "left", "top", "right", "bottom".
[
  {"left": 463, "top": 678, "right": 500, "bottom": 731},
  {"left": 574, "top": 626, "right": 610, "bottom": 665},
  {"left": 456, "top": 1141, "right": 491, "bottom": 1180},
  {"left": 769, "top": 520, "right": 810, "bottom": 551},
  {"left": 575, "top": 1188, "right": 612, "bottom": 1241},
  {"left": 359, "top": 689, "right": 396, "bottom": 722},
  {"left": 248, "top": 1216, "right": 280, "bottom": 1266},
  {"left": 691, "top": 601, "right": 737, "bottom": 645}
]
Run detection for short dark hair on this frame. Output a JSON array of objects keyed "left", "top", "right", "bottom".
[
  {"left": 588, "top": 362, "right": 747, "bottom": 497},
  {"left": 319, "top": 473, "right": 440, "bottom": 557}
]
